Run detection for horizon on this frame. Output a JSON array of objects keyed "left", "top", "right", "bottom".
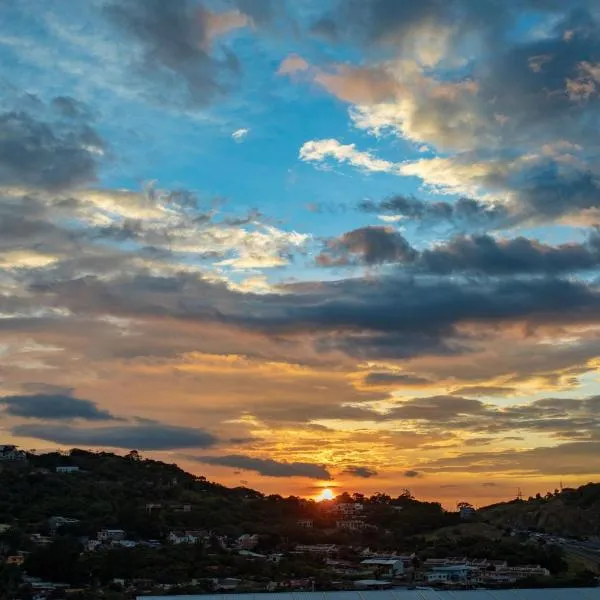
[
  {"left": 2, "top": 1, "right": 600, "bottom": 509},
  {"left": 16, "top": 446, "right": 592, "bottom": 510}
]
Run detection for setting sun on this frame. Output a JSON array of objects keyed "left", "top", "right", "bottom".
[{"left": 317, "top": 488, "right": 334, "bottom": 502}]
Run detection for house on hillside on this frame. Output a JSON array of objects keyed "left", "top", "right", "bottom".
[
  {"left": 49, "top": 516, "right": 80, "bottom": 532},
  {"left": 98, "top": 529, "right": 126, "bottom": 542},
  {"left": 236, "top": 533, "right": 259, "bottom": 549},
  {"left": 336, "top": 502, "right": 364, "bottom": 516},
  {"left": 425, "top": 563, "right": 476, "bottom": 583},
  {"left": 56, "top": 466, "right": 80, "bottom": 473},
  {"left": 297, "top": 518, "right": 313, "bottom": 528},
  {"left": 168, "top": 530, "right": 205, "bottom": 545},
  {"left": 361, "top": 558, "right": 404, "bottom": 578},
  {"left": 0, "top": 445, "right": 26, "bottom": 462},
  {"left": 337, "top": 519, "right": 373, "bottom": 531}
]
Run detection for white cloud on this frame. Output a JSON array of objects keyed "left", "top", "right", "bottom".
[
  {"left": 232, "top": 128, "right": 250, "bottom": 142},
  {"left": 299, "top": 139, "right": 403, "bottom": 175}
]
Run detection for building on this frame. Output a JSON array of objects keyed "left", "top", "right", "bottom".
[
  {"left": 295, "top": 544, "right": 337, "bottom": 554},
  {"left": 168, "top": 531, "right": 202, "bottom": 544},
  {"left": 361, "top": 558, "right": 404, "bottom": 578},
  {"left": 236, "top": 533, "right": 259, "bottom": 549},
  {"left": 425, "top": 564, "right": 478, "bottom": 584},
  {"left": 497, "top": 565, "right": 550, "bottom": 579},
  {"left": 49, "top": 516, "right": 80, "bottom": 532},
  {"left": 336, "top": 519, "right": 370, "bottom": 531},
  {"left": 459, "top": 505, "right": 476, "bottom": 520},
  {"left": 97, "top": 529, "right": 126, "bottom": 541},
  {"left": 0, "top": 445, "right": 26, "bottom": 461},
  {"left": 354, "top": 580, "right": 394, "bottom": 590},
  {"left": 297, "top": 518, "right": 314, "bottom": 528},
  {"left": 336, "top": 502, "right": 364, "bottom": 516},
  {"left": 56, "top": 466, "right": 80, "bottom": 473}
]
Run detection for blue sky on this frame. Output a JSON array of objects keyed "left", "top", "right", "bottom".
[{"left": 2, "top": 0, "right": 600, "bottom": 504}]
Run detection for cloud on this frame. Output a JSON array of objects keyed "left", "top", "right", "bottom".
[
  {"left": 417, "top": 231, "right": 600, "bottom": 276},
  {"left": 12, "top": 422, "right": 219, "bottom": 450},
  {"left": 278, "top": 54, "right": 309, "bottom": 76},
  {"left": 232, "top": 128, "right": 250, "bottom": 142},
  {"left": 422, "top": 441, "right": 600, "bottom": 476},
  {"left": 363, "top": 372, "right": 431, "bottom": 387},
  {"left": 317, "top": 226, "right": 416, "bottom": 266},
  {"left": 318, "top": 224, "right": 600, "bottom": 276},
  {"left": 450, "top": 386, "right": 517, "bottom": 397},
  {"left": 299, "top": 139, "right": 402, "bottom": 175},
  {"left": 359, "top": 195, "right": 509, "bottom": 232},
  {"left": 0, "top": 393, "right": 118, "bottom": 421},
  {"left": 104, "top": 0, "right": 242, "bottom": 107},
  {"left": 343, "top": 465, "right": 378, "bottom": 478},
  {"left": 403, "top": 470, "right": 422, "bottom": 478},
  {"left": 0, "top": 107, "right": 104, "bottom": 191},
  {"left": 194, "top": 454, "right": 332, "bottom": 480}
]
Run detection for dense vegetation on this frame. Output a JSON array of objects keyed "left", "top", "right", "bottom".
[
  {"left": 0, "top": 449, "right": 594, "bottom": 598},
  {"left": 479, "top": 483, "right": 600, "bottom": 537}
]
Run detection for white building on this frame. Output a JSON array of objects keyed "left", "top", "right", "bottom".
[
  {"left": 98, "top": 529, "right": 126, "bottom": 541},
  {"left": 361, "top": 558, "right": 404, "bottom": 578},
  {"left": 337, "top": 519, "right": 369, "bottom": 531},
  {"left": 425, "top": 564, "right": 475, "bottom": 583},
  {"left": 56, "top": 466, "right": 80, "bottom": 473},
  {"left": 336, "top": 502, "right": 364, "bottom": 516},
  {"left": 0, "top": 445, "right": 26, "bottom": 461}
]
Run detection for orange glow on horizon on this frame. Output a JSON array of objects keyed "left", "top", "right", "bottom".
[{"left": 316, "top": 487, "right": 334, "bottom": 501}]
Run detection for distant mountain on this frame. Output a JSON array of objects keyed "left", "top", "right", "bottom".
[{"left": 478, "top": 483, "right": 600, "bottom": 537}]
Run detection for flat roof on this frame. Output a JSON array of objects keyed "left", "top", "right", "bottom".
[{"left": 138, "top": 588, "right": 600, "bottom": 600}]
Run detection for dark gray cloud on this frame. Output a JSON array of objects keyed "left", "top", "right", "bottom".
[
  {"left": 12, "top": 422, "right": 219, "bottom": 450},
  {"left": 27, "top": 269, "right": 600, "bottom": 361},
  {"left": 364, "top": 372, "right": 431, "bottom": 386},
  {"left": 419, "top": 232, "right": 600, "bottom": 276},
  {"left": 51, "top": 96, "right": 95, "bottom": 121},
  {"left": 105, "top": 0, "right": 240, "bottom": 107},
  {"left": 317, "top": 226, "right": 416, "bottom": 266},
  {"left": 403, "top": 469, "right": 422, "bottom": 478},
  {"left": 0, "top": 393, "right": 118, "bottom": 421},
  {"left": 320, "top": 225, "right": 600, "bottom": 275},
  {"left": 451, "top": 386, "right": 517, "bottom": 397},
  {"left": 343, "top": 465, "right": 378, "bottom": 478},
  {"left": 359, "top": 195, "right": 509, "bottom": 232},
  {"left": 194, "top": 454, "right": 332, "bottom": 479},
  {"left": 0, "top": 109, "right": 103, "bottom": 191}
]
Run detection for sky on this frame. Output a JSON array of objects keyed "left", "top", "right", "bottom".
[{"left": 2, "top": 0, "right": 600, "bottom": 508}]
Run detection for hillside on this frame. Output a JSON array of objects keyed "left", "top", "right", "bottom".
[
  {"left": 1, "top": 449, "right": 596, "bottom": 596},
  {"left": 478, "top": 484, "right": 600, "bottom": 537}
]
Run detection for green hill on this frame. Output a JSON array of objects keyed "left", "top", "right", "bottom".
[{"left": 478, "top": 483, "right": 600, "bottom": 537}]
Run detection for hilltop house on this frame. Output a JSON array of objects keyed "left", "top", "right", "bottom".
[{"left": 0, "top": 445, "right": 26, "bottom": 462}]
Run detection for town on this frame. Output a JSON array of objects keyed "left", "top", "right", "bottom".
[{"left": 1, "top": 447, "right": 598, "bottom": 599}]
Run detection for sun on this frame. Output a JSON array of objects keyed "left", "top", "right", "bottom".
[{"left": 317, "top": 488, "right": 334, "bottom": 501}]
